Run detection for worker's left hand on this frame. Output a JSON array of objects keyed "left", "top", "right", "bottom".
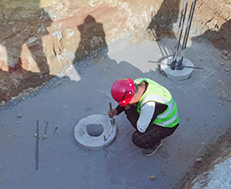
[{"left": 108, "top": 109, "right": 118, "bottom": 118}]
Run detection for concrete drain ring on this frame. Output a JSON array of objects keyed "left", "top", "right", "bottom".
[
  {"left": 74, "top": 114, "right": 117, "bottom": 150},
  {"left": 160, "top": 57, "right": 194, "bottom": 80}
]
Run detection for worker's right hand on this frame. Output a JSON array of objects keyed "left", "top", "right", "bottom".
[{"left": 108, "top": 109, "right": 118, "bottom": 118}]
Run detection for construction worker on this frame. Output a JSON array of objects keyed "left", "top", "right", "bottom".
[{"left": 108, "top": 78, "right": 179, "bottom": 156}]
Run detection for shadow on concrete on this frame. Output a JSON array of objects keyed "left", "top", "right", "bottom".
[
  {"left": 190, "top": 19, "right": 231, "bottom": 102},
  {"left": 147, "top": 0, "right": 180, "bottom": 40},
  {"left": 3, "top": 11, "right": 231, "bottom": 189},
  {"left": 0, "top": 12, "right": 143, "bottom": 105},
  {"left": 147, "top": 0, "right": 181, "bottom": 59},
  {"left": 0, "top": 13, "right": 147, "bottom": 187},
  {"left": 70, "top": 15, "right": 144, "bottom": 97},
  {"left": 192, "top": 19, "right": 231, "bottom": 52},
  {"left": 74, "top": 15, "right": 108, "bottom": 62}
]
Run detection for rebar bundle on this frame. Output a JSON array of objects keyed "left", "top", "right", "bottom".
[{"left": 171, "top": 0, "right": 197, "bottom": 70}]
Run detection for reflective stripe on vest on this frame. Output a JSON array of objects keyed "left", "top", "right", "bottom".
[{"left": 136, "top": 78, "right": 179, "bottom": 128}]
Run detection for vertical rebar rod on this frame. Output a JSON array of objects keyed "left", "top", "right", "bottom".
[
  {"left": 171, "top": 0, "right": 189, "bottom": 70},
  {"left": 174, "top": 0, "right": 186, "bottom": 45},
  {"left": 178, "top": 0, "right": 197, "bottom": 69},
  {"left": 35, "top": 120, "right": 39, "bottom": 170},
  {"left": 171, "top": 0, "right": 186, "bottom": 69},
  {"left": 174, "top": 0, "right": 189, "bottom": 68},
  {"left": 177, "top": 0, "right": 195, "bottom": 69}
]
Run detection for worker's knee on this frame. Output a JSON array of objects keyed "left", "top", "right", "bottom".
[{"left": 132, "top": 132, "right": 149, "bottom": 148}]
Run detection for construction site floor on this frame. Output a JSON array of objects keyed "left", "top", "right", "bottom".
[{"left": 0, "top": 38, "right": 230, "bottom": 189}]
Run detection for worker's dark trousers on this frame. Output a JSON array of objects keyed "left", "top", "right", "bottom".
[{"left": 125, "top": 106, "right": 179, "bottom": 149}]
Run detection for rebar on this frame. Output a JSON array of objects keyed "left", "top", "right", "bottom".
[
  {"left": 178, "top": 0, "right": 197, "bottom": 69},
  {"left": 148, "top": 60, "right": 204, "bottom": 69},
  {"left": 171, "top": 0, "right": 197, "bottom": 70},
  {"left": 35, "top": 120, "right": 39, "bottom": 170},
  {"left": 171, "top": 0, "right": 189, "bottom": 70}
]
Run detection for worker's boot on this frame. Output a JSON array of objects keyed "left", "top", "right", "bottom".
[{"left": 142, "top": 139, "right": 164, "bottom": 157}]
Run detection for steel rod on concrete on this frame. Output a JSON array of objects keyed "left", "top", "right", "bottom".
[
  {"left": 148, "top": 60, "right": 204, "bottom": 69},
  {"left": 42, "top": 121, "right": 49, "bottom": 142},
  {"left": 52, "top": 127, "right": 58, "bottom": 136},
  {"left": 35, "top": 120, "right": 39, "bottom": 170}
]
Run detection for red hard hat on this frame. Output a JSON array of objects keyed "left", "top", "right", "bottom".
[{"left": 111, "top": 78, "right": 135, "bottom": 107}]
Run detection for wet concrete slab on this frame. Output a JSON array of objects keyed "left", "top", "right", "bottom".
[{"left": 0, "top": 39, "right": 230, "bottom": 189}]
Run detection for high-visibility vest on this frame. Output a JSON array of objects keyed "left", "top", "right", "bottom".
[{"left": 134, "top": 78, "right": 179, "bottom": 128}]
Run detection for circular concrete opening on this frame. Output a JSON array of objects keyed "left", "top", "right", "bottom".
[
  {"left": 74, "top": 114, "right": 117, "bottom": 150},
  {"left": 86, "top": 124, "right": 104, "bottom": 137}
]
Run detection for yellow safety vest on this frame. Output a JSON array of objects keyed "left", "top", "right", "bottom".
[{"left": 135, "top": 78, "right": 179, "bottom": 128}]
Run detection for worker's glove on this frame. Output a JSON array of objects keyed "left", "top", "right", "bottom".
[{"left": 108, "top": 109, "right": 118, "bottom": 118}]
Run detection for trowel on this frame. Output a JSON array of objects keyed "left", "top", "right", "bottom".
[{"left": 109, "top": 102, "right": 115, "bottom": 125}]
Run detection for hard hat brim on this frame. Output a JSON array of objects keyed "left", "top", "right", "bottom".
[{"left": 118, "top": 95, "right": 133, "bottom": 107}]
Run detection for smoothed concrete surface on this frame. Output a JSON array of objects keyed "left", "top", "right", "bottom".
[{"left": 0, "top": 39, "right": 230, "bottom": 189}]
